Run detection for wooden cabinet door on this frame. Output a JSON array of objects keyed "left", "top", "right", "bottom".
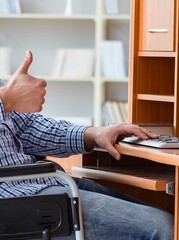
[{"left": 139, "top": 0, "right": 175, "bottom": 51}]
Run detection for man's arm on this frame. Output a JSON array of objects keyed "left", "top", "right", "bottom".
[{"left": 0, "top": 50, "right": 46, "bottom": 113}]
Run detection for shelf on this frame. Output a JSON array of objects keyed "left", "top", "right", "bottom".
[
  {"left": 43, "top": 76, "right": 95, "bottom": 83},
  {"left": 0, "top": 75, "right": 95, "bottom": 83},
  {"left": 138, "top": 51, "right": 176, "bottom": 58},
  {"left": 101, "top": 77, "right": 128, "bottom": 83},
  {"left": 137, "top": 94, "right": 175, "bottom": 102},
  {"left": 0, "top": 13, "right": 96, "bottom": 21},
  {"left": 102, "top": 14, "right": 130, "bottom": 21},
  {"left": 72, "top": 166, "right": 174, "bottom": 191}
]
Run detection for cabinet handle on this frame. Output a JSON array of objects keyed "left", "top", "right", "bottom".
[{"left": 148, "top": 28, "right": 168, "bottom": 33}]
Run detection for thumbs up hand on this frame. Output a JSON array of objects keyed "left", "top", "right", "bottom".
[{"left": 0, "top": 50, "right": 47, "bottom": 113}]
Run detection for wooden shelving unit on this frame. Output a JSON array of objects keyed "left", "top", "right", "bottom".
[
  {"left": 71, "top": 1, "right": 178, "bottom": 213},
  {"left": 128, "top": 0, "right": 179, "bottom": 136}
]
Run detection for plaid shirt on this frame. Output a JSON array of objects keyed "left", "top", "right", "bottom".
[{"left": 0, "top": 80, "right": 88, "bottom": 198}]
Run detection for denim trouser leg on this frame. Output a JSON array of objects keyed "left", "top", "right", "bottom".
[
  {"left": 79, "top": 190, "right": 173, "bottom": 240},
  {"left": 35, "top": 179, "right": 174, "bottom": 240}
]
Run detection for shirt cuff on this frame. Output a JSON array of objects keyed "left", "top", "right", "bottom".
[
  {"left": 0, "top": 99, "right": 10, "bottom": 121},
  {"left": 66, "top": 124, "right": 91, "bottom": 155}
]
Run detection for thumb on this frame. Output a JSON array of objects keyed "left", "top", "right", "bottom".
[{"left": 16, "top": 50, "right": 33, "bottom": 74}]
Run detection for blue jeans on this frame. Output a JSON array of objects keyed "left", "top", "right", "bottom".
[{"left": 37, "top": 177, "right": 174, "bottom": 240}]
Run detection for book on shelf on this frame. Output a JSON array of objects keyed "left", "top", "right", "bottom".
[
  {"left": 64, "top": 0, "right": 73, "bottom": 16},
  {"left": 118, "top": 101, "right": 128, "bottom": 122},
  {"left": 9, "top": 0, "right": 22, "bottom": 13},
  {"left": 0, "top": 0, "right": 22, "bottom": 14},
  {"left": 112, "top": 101, "right": 124, "bottom": 123},
  {"left": 101, "top": 40, "right": 127, "bottom": 79},
  {"left": 0, "top": 0, "right": 10, "bottom": 13},
  {"left": 52, "top": 48, "right": 95, "bottom": 79},
  {"left": 104, "top": 0, "right": 119, "bottom": 15},
  {"left": 102, "top": 100, "right": 128, "bottom": 125},
  {"left": 0, "top": 47, "right": 11, "bottom": 76},
  {"left": 102, "top": 101, "right": 116, "bottom": 125},
  {"left": 51, "top": 49, "right": 66, "bottom": 77}
]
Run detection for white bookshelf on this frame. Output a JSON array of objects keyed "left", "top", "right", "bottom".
[{"left": 0, "top": 0, "right": 130, "bottom": 126}]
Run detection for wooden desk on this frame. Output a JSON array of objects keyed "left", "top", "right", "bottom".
[{"left": 72, "top": 142, "right": 179, "bottom": 240}]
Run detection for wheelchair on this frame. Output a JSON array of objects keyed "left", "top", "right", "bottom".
[{"left": 0, "top": 161, "right": 84, "bottom": 240}]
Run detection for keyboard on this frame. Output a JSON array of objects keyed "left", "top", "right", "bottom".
[{"left": 121, "top": 135, "right": 179, "bottom": 148}]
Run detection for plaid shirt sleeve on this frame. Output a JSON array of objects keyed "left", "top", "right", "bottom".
[{"left": 11, "top": 111, "right": 90, "bottom": 157}]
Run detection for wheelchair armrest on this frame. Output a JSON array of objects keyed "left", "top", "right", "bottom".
[{"left": 0, "top": 162, "right": 56, "bottom": 177}]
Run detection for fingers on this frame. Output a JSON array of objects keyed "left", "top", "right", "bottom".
[
  {"left": 128, "top": 124, "right": 158, "bottom": 140},
  {"left": 108, "top": 146, "right": 121, "bottom": 160},
  {"left": 135, "top": 126, "right": 158, "bottom": 139},
  {"left": 100, "top": 134, "right": 121, "bottom": 160},
  {"left": 114, "top": 123, "right": 158, "bottom": 140},
  {"left": 142, "top": 128, "right": 158, "bottom": 138},
  {"left": 16, "top": 50, "right": 33, "bottom": 75}
]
